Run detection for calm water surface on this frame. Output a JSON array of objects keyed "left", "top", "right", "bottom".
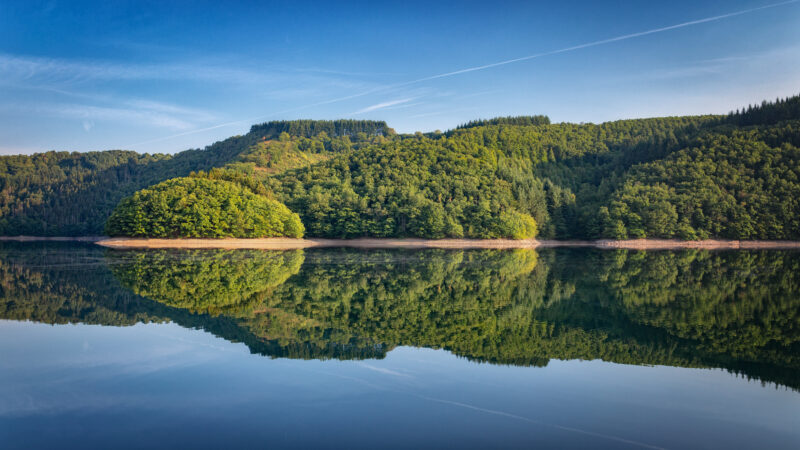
[{"left": 0, "top": 243, "right": 798, "bottom": 449}]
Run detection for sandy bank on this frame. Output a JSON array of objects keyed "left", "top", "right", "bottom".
[
  {"left": 94, "top": 237, "right": 800, "bottom": 250},
  {"left": 96, "top": 237, "right": 540, "bottom": 249},
  {"left": 591, "top": 239, "right": 800, "bottom": 250}
]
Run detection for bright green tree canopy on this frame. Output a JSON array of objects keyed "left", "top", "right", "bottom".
[{"left": 105, "top": 177, "right": 304, "bottom": 238}]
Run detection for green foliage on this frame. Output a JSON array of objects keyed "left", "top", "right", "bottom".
[
  {"left": 233, "top": 140, "right": 331, "bottom": 174},
  {"left": 456, "top": 115, "right": 551, "bottom": 129},
  {"left": 189, "top": 167, "right": 270, "bottom": 195},
  {"left": 727, "top": 95, "right": 800, "bottom": 127},
  {"left": 105, "top": 177, "right": 304, "bottom": 238},
  {"left": 259, "top": 113, "right": 744, "bottom": 239},
  {"left": 227, "top": 125, "right": 390, "bottom": 175},
  {"left": 2, "top": 96, "right": 800, "bottom": 240},
  {"left": 249, "top": 119, "right": 393, "bottom": 139},
  {"left": 266, "top": 135, "right": 539, "bottom": 239},
  {"left": 606, "top": 123, "right": 800, "bottom": 239},
  {"left": 0, "top": 132, "right": 265, "bottom": 236},
  {"left": 495, "top": 210, "right": 538, "bottom": 239},
  {"left": 0, "top": 121, "right": 395, "bottom": 237}
]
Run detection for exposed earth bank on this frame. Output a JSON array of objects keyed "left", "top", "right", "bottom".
[{"left": 92, "top": 237, "right": 800, "bottom": 250}]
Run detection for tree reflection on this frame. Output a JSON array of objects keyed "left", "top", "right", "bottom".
[
  {"left": 110, "top": 249, "right": 304, "bottom": 316},
  {"left": 0, "top": 242, "right": 797, "bottom": 390}
]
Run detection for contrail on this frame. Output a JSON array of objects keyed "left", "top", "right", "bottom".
[
  {"left": 129, "top": 0, "right": 798, "bottom": 148},
  {"left": 401, "top": 0, "right": 800, "bottom": 84}
]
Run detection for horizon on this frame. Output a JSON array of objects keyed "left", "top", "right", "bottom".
[
  {"left": 3, "top": 97, "right": 796, "bottom": 156},
  {"left": 2, "top": 0, "right": 799, "bottom": 155}
]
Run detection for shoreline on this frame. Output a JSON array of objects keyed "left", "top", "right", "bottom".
[
  {"left": 3, "top": 236, "right": 800, "bottom": 250},
  {"left": 90, "top": 237, "right": 800, "bottom": 250}
]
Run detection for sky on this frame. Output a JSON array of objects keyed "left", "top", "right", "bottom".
[{"left": 1, "top": 0, "right": 799, "bottom": 155}]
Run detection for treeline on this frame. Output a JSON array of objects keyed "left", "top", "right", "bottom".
[
  {"left": 456, "top": 115, "right": 551, "bottom": 129},
  {"left": 249, "top": 119, "right": 393, "bottom": 139},
  {"left": 2, "top": 94, "right": 799, "bottom": 239},
  {"left": 727, "top": 95, "right": 800, "bottom": 127}
]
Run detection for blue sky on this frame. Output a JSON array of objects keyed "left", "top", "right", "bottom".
[{"left": 1, "top": 0, "right": 799, "bottom": 155}]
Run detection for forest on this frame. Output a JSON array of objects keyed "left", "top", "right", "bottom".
[{"left": 1, "top": 95, "right": 798, "bottom": 239}]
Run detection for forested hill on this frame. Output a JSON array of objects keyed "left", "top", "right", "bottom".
[
  {"left": 1, "top": 95, "right": 798, "bottom": 239},
  {"left": 0, "top": 121, "right": 384, "bottom": 235}
]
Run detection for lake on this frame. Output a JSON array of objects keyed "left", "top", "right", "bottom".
[{"left": 0, "top": 243, "right": 798, "bottom": 449}]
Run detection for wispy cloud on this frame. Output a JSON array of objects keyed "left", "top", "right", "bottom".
[
  {"left": 125, "top": 0, "right": 800, "bottom": 146},
  {"left": 397, "top": 0, "right": 800, "bottom": 85},
  {"left": 0, "top": 53, "right": 274, "bottom": 86},
  {"left": 407, "top": 106, "right": 480, "bottom": 119},
  {"left": 0, "top": 52, "right": 381, "bottom": 106},
  {"left": 45, "top": 104, "right": 197, "bottom": 130},
  {"left": 456, "top": 89, "right": 504, "bottom": 99},
  {"left": 1, "top": 99, "right": 217, "bottom": 131},
  {"left": 122, "top": 99, "right": 216, "bottom": 122},
  {"left": 631, "top": 45, "right": 800, "bottom": 82},
  {"left": 0, "top": 52, "right": 388, "bottom": 150},
  {"left": 407, "top": 111, "right": 450, "bottom": 119},
  {"left": 353, "top": 97, "right": 416, "bottom": 114},
  {"left": 292, "top": 67, "right": 402, "bottom": 77}
]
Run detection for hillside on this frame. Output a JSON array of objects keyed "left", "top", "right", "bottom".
[
  {"left": 1, "top": 96, "right": 799, "bottom": 239},
  {"left": 0, "top": 120, "right": 388, "bottom": 235}
]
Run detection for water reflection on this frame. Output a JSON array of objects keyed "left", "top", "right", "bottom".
[
  {"left": 111, "top": 249, "right": 304, "bottom": 315},
  {"left": 0, "top": 243, "right": 798, "bottom": 390}
]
